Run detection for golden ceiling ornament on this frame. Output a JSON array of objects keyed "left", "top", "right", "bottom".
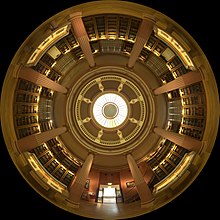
[{"left": 66, "top": 66, "right": 155, "bottom": 155}]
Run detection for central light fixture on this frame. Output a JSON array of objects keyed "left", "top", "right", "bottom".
[
  {"left": 102, "top": 102, "right": 118, "bottom": 119},
  {"left": 93, "top": 93, "right": 128, "bottom": 128}
]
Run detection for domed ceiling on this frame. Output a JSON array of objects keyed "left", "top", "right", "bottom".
[{"left": 1, "top": 0, "right": 219, "bottom": 219}]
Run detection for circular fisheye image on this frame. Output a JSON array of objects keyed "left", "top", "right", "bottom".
[{"left": 1, "top": 0, "right": 219, "bottom": 219}]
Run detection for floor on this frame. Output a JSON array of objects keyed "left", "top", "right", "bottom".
[{"left": 65, "top": 199, "right": 155, "bottom": 219}]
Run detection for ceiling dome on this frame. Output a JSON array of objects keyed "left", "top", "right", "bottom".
[{"left": 1, "top": 1, "right": 219, "bottom": 219}]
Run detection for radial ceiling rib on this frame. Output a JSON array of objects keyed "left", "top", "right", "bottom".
[
  {"left": 69, "top": 12, "right": 95, "bottom": 67},
  {"left": 127, "top": 18, "right": 155, "bottom": 68},
  {"left": 154, "top": 127, "right": 202, "bottom": 152},
  {"left": 154, "top": 70, "right": 202, "bottom": 95},
  {"left": 17, "top": 127, "right": 67, "bottom": 152},
  {"left": 19, "top": 65, "right": 68, "bottom": 94}
]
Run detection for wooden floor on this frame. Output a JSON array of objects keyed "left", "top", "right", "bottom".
[{"left": 67, "top": 200, "right": 155, "bottom": 219}]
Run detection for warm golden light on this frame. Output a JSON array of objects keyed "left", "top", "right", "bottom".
[
  {"left": 27, "top": 25, "right": 69, "bottom": 65},
  {"left": 154, "top": 151, "right": 195, "bottom": 192},
  {"left": 155, "top": 28, "right": 195, "bottom": 69}
]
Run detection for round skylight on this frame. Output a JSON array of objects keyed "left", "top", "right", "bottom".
[{"left": 92, "top": 93, "right": 128, "bottom": 128}]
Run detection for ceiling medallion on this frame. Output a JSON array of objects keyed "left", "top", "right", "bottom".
[{"left": 74, "top": 75, "right": 146, "bottom": 147}]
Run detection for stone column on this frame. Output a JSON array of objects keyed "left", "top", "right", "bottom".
[
  {"left": 154, "top": 127, "right": 202, "bottom": 152},
  {"left": 127, "top": 18, "right": 155, "bottom": 68},
  {"left": 138, "top": 162, "right": 155, "bottom": 184},
  {"left": 17, "top": 126, "right": 67, "bottom": 152},
  {"left": 154, "top": 71, "right": 202, "bottom": 95},
  {"left": 19, "top": 66, "right": 67, "bottom": 94},
  {"left": 69, "top": 12, "right": 95, "bottom": 67},
  {"left": 127, "top": 154, "right": 154, "bottom": 207},
  {"left": 67, "top": 153, "right": 94, "bottom": 207}
]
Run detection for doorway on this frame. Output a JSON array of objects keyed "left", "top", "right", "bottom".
[
  {"left": 97, "top": 184, "right": 122, "bottom": 203},
  {"left": 103, "top": 187, "right": 116, "bottom": 203}
]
